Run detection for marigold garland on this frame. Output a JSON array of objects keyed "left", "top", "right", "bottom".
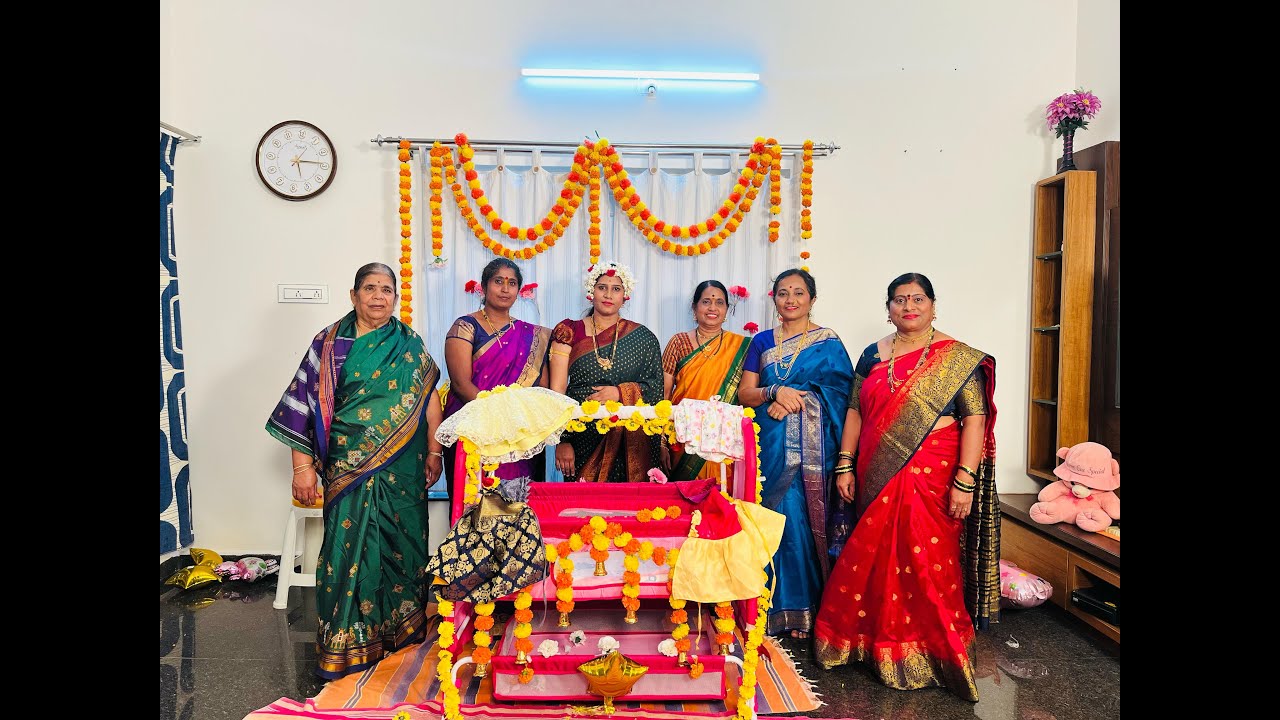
[
  {"left": 736, "top": 588, "right": 772, "bottom": 720},
  {"left": 435, "top": 615, "right": 462, "bottom": 720},
  {"left": 422, "top": 133, "right": 816, "bottom": 266},
  {"left": 429, "top": 142, "right": 447, "bottom": 265},
  {"left": 514, "top": 589, "right": 535, "bottom": 682},
  {"left": 397, "top": 140, "right": 414, "bottom": 324},
  {"left": 595, "top": 138, "right": 778, "bottom": 257},
  {"left": 714, "top": 601, "right": 736, "bottom": 647},
  {"left": 800, "top": 139, "right": 814, "bottom": 240},
  {"left": 471, "top": 601, "right": 496, "bottom": 670}
]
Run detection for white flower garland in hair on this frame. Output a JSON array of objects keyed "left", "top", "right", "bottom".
[{"left": 583, "top": 261, "right": 637, "bottom": 302}]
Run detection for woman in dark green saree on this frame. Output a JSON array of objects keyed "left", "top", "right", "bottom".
[
  {"left": 550, "top": 261, "right": 663, "bottom": 482},
  {"left": 266, "top": 262, "right": 445, "bottom": 679}
]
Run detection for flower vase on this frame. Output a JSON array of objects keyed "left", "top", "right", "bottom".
[{"left": 1059, "top": 129, "right": 1077, "bottom": 172}]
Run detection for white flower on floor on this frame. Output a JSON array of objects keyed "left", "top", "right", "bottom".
[
  {"left": 597, "top": 636, "right": 620, "bottom": 654},
  {"left": 657, "top": 638, "right": 678, "bottom": 657},
  {"left": 538, "top": 639, "right": 560, "bottom": 658},
  {"left": 569, "top": 630, "right": 587, "bottom": 647}
]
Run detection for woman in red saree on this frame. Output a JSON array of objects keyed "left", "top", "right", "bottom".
[
  {"left": 814, "top": 273, "right": 999, "bottom": 701},
  {"left": 441, "top": 258, "right": 550, "bottom": 508}
]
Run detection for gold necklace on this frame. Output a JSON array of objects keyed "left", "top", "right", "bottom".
[
  {"left": 694, "top": 327, "right": 723, "bottom": 355},
  {"left": 894, "top": 327, "right": 934, "bottom": 344},
  {"left": 887, "top": 325, "right": 935, "bottom": 393},
  {"left": 775, "top": 320, "right": 812, "bottom": 382},
  {"left": 480, "top": 307, "right": 511, "bottom": 345},
  {"left": 590, "top": 316, "right": 620, "bottom": 371}
]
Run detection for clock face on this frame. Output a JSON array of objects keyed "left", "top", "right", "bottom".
[{"left": 255, "top": 121, "right": 336, "bottom": 200}]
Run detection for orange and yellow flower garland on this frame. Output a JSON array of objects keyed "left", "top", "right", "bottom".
[
  {"left": 429, "top": 142, "right": 447, "bottom": 263},
  {"left": 434, "top": 599, "right": 462, "bottom": 720},
  {"left": 397, "top": 140, "right": 414, "bottom": 325},
  {"left": 413, "top": 134, "right": 816, "bottom": 266},
  {"left": 800, "top": 140, "right": 814, "bottom": 240},
  {"left": 596, "top": 137, "right": 778, "bottom": 256},
  {"left": 471, "top": 601, "right": 495, "bottom": 669},
  {"left": 440, "top": 134, "right": 591, "bottom": 262},
  {"left": 513, "top": 589, "right": 535, "bottom": 683}
]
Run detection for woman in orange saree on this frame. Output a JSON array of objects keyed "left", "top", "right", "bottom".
[
  {"left": 814, "top": 273, "right": 999, "bottom": 701},
  {"left": 660, "top": 280, "right": 749, "bottom": 481}
]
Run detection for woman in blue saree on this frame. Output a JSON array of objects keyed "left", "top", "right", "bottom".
[
  {"left": 739, "top": 269, "right": 853, "bottom": 637},
  {"left": 266, "top": 262, "right": 444, "bottom": 679}
]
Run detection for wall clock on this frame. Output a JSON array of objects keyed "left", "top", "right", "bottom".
[{"left": 255, "top": 120, "right": 337, "bottom": 200}]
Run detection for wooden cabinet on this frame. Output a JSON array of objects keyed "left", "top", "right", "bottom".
[
  {"left": 1072, "top": 141, "right": 1121, "bottom": 461},
  {"left": 1002, "top": 495, "right": 1119, "bottom": 644},
  {"left": 1027, "top": 171, "right": 1097, "bottom": 482}
]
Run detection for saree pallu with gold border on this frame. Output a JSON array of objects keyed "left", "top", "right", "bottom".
[
  {"left": 555, "top": 317, "right": 664, "bottom": 482},
  {"left": 442, "top": 318, "right": 550, "bottom": 490},
  {"left": 752, "top": 328, "right": 853, "bottom": 635},
  {"left": 813, "top": 339, "right": 997, "bottom": 701},
  {"left": 668, "top": 331, "right": 749, "bottom": 481},
  {"left": 266, "top": 313, "right": 440, "bottom": 679}
]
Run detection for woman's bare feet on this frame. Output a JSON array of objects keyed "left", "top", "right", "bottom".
[{"left": 790, "top": 630, "right": 809, "bottom": 639}]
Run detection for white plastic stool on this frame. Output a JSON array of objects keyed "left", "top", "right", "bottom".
[{"left": 273, "top": 502, "right": 323, "bottom": 609}]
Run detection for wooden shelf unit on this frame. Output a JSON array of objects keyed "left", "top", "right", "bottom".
[
  {"left": 1027, "top": 171, "right": 1097, "bottom": 480},
  {"left": 1001, "top": 494, "right": 1119, "bottom": 643}
]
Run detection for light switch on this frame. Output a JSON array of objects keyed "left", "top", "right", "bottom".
[{"left": 278, "top": 284, "right": 328, "bottom": 303}]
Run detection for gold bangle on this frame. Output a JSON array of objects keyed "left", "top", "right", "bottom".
[
  {"left": 956, "top": 464, "right": 977, "bottom": 478},
  {"left": 834, "top": 467, "right": 854, "bottom": 475},
  {"left": 293, "top": 462, "right": 314, "bottom": 471},
  {"left": 293, "top": 467, "right": 313, "bottom": 475}
]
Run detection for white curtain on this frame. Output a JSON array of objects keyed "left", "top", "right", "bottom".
[{"left": 418, "top": 147, "right": 803, "bottom": 370}]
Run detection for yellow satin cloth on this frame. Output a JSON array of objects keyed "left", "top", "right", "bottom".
[{"left": 671, "top": 500, "right": 785, "bottom": 603}]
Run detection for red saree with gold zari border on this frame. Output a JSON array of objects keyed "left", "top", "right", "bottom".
[{"left": 814, "top": 339, "right": 997, "bottom": 701}]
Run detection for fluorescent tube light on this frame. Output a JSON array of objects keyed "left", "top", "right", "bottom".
[{"left": 521, "top": 68, "right": 759, "bottom": 82}]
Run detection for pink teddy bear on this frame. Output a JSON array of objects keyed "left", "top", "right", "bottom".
[{"left": 1029, "top": 442, "right": 1119, "bottom": 532}]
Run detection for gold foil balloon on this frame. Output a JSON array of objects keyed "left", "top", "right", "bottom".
[
  {"left": 188, "top": 548, "right": 224, "bottom": 567},
  {"left": 577, "top": 651, "right": 648, "bottom": 713},
  {"left": 164, "top": 563, "right": 221, "bottom": 590},
  {"left": 164, "top": 548, "right": 225, "bottom": 591}
]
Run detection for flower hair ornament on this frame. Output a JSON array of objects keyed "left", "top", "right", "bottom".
[{"left": 583, "top": 261, "right": 636, "bottom": 302}]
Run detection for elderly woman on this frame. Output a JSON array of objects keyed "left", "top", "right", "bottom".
[
  {"left": 738, "top": 268, "right": 853, "bottom": 638},
  {"left": 550, "top": 261, "right": 663, "bottom": 482},
  {"left": 265, "top": 262, "right": 444, "bottom": 679},
  {"left": 660, "top": 280, "right": 750, "bottom": 481},
  {"left": 814, "top": 272, "right": 998, "bottom": 701},
  {"left": 441, "top": 258, "right": 550, "bottom": 512}
]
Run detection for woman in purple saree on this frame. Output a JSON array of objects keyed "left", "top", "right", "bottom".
[{"left": 442, "top": 258, "right": 551, "bottom": 512}]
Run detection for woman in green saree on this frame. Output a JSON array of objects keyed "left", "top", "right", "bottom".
[
  {"left": 550, "top": 261, "right": 664, "bottom": 482},
  {"left": 266, "top": 262, "right": 445, "bottom": 679}
]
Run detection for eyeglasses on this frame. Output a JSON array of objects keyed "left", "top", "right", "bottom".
[{"left": 890, "top": 294, "right": 931, "bottom": 307}]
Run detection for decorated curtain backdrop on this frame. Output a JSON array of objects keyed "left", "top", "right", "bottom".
[
  {"left": 160, "top": 131, "right": 193, "bottom": 554},
  {"left": 419, "top": 148, "right": 805, "bottom": 484}
]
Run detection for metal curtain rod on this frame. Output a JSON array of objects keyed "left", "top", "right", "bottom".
[
  {"left": 372, "top": 135, "right": 838, "bottom": 156},
  {"left": 161, "top": 121, "right": 202, "bottom": 143}
]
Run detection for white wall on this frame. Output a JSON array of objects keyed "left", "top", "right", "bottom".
[
  {"left": 1077, "top": 0, "right": 1121, "bottom": 142},
  {"left": 161, "top": 0, "right": 1115, "bottom": 554}
]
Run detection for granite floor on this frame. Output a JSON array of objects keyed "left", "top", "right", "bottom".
[{"left": 161, "top": 576, "right": 1118, "bottom": 720}]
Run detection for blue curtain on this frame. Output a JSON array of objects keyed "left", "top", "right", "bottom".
[{"left": 160, "top": 132, "right": 193, "bottom": 554}]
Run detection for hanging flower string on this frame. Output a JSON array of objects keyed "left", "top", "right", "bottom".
[
  {"left": 428, "top": 142, "right": 447, "bottom": 267},
  {"left": 471, "top": 601, "right": 495, "bottom": 669},
  {"left": 434, "top": 600, "right": 462, "bottom": 720},
  {"left": 513, "top": 589, "right": 535, "bottom": 683},
  {"left": 397, "top": 140, "right": 414, "bottom": 325},
  {"left": 766, "top": 138, "right": 783, "bottom": 242},
  {"left": 588, "top": 149, "right": 603, "bottom": 266}
]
